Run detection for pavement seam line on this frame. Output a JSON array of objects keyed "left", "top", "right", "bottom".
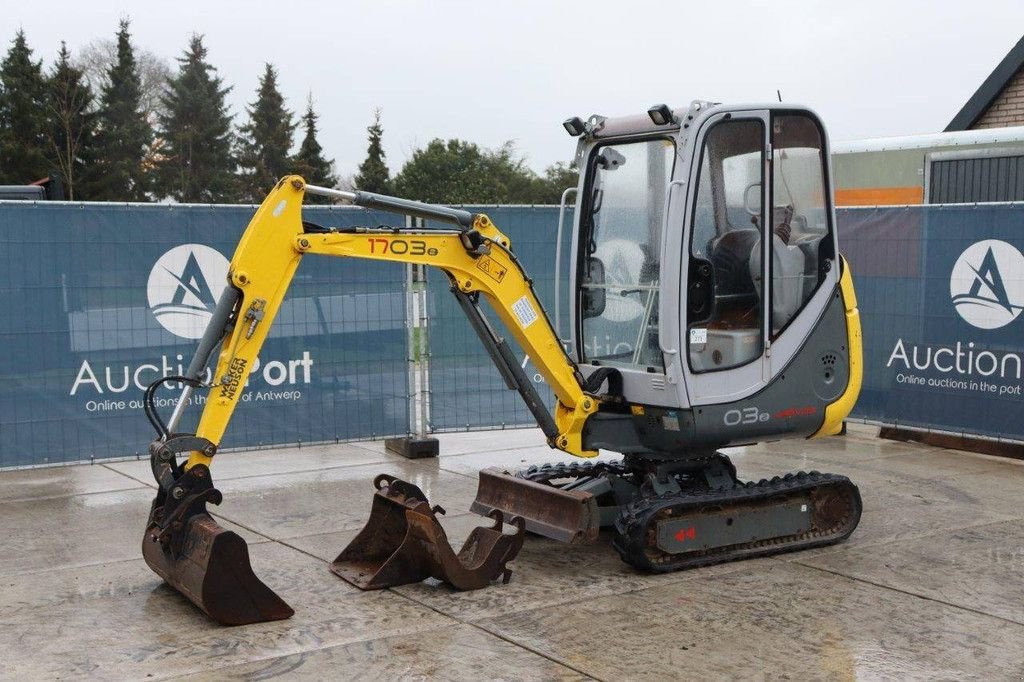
[
  {"left": 100, "top": 455, "right": 401, "bottom": 485},
  {"left": 385, "top": 587, "right": 602, "bottom": 681},
  {"left": 236, "top": 535, "right": 600, "bottom": 679},
  {"left": 100, "top": 462, "right": 157, "bottom": 488},
  {"left": 793, "top": 560, "right": 1024, "bottom": 628},
  {"left": 0, "top": 484, "right": 149, "bottom": 505},
  {"left": 148, "top": 618, "right": 457, "bottom": 681},
  {"left": 100, "top": 461, "right": 157, "bottom": 484}
]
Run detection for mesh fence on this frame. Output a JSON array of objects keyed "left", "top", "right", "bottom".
[
  {"left": 0, "top": 202, "right": 410, "bottom": 467},
  {"left": 840, "top": 203, "right": 1024, "bottom": 440},
  {"left": 424, "top": 205, "right": 573, "bottom": 432},
  {"left": 6, "top": 200, "right": 1024, "bottom": 467}
]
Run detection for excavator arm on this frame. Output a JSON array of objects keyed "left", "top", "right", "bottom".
[
  {"left": 140, "top": 176, "right": 597, "bottom": 625},
  {"left": 173, "top": 176, "right": 599, "bottom": 470}
]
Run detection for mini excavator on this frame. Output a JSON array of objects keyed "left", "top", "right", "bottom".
[{"left": 142, "top": 101, "right": 863, "bottom": 625}]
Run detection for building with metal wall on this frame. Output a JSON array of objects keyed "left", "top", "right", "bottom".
[{"left": 832, "top": 35, "right": 1024, "bottom": 206}]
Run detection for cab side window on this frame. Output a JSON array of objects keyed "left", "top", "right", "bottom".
[
  {"left": 766, "top": 114, "right": 835, "bottom": 335},
  {"left": 687, "top": 119, "right": 765, "bottom": 372}
]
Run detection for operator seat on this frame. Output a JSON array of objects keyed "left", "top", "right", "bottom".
[
  {"left": 749, "top": 232, "right": 806, "bottom": 332},
  {"left": 707, "top": 229, "right": 759, "bottom": 307}
]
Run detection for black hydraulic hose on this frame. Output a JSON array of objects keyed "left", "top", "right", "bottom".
[{"left": 144, "top": 375, "right": 203, "bottom": 439}]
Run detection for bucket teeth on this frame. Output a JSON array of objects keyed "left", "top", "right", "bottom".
[{"left": 331, "top": 474, "right": 525, "bottom": 590}]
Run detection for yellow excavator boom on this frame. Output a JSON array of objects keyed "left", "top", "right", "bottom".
[{"left": 185, "top": 175, "right": 598, "bottom": 472}]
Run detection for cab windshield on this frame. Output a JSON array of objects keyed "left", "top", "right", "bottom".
[{"left": 578, "top": 138, "right": 675, "bottom": 371}]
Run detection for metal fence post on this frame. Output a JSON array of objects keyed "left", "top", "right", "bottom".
[
  {"left": 416, "top": 215, "right": 433, "bottom": 436},
  {"left": 382, "top": 215, "right": 439, "bottom": 459}
]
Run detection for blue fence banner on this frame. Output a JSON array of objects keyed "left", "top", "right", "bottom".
[
  {"left": 7, "top": 200, "right": 1023, "bottom": 468},
  {"left": 0, "top": 202, "right": 410, "bottom": 467},
  {"left": 841, "top": 204, "right": 1024, "bottom": 440}
]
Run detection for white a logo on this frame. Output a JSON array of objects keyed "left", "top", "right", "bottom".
[
  {"left": 950, "top": 239, "right": 1024, "bottom": 330},
  {"left": 148, "top": 244, "right": 230, "bottom": 339}
]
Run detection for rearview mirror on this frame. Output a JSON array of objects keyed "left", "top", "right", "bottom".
[
  {"left": 581, "top": 257, "right": 606, "bottom": 319},
  {"left": 744, "top": 181, "right": 761, "bottom": 217}
]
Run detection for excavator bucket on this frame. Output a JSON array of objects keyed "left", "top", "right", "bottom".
[
  {"left": 331, "top": 474, "right": 525, "bottom": 590},
  {"left": 470, "top": 467, "right": 601, "bottom": 544},
  {"left": 142, "top": 491, "right": 294, "bottom": 626}
]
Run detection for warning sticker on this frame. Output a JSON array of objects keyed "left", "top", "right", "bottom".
[
  {"left": 475, "top": 255, "right": 507, "bottom": 283},
  {"left": 511, "top": 295, "right": 539, "bottom": 329}
]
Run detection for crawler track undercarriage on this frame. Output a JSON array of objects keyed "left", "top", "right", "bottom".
[{"left": 472, "top": 453, "right": 862, "bottom": 570}]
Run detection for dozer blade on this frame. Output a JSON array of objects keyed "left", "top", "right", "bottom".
[
  {"left": 470, "top": 467, "right": 601, "bottom": 544},
  {"left": 331, "top": 474, "right": 525, "bottom": 590},
  {"left": 143, "top": 502, "right": 293, "bottom": 626}
]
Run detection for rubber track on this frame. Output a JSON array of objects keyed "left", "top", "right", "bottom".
[{"left": 612, "top": 471, "right": 862, "bottom": 572}]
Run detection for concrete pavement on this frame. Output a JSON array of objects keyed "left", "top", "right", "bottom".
[{"left": 1, "top": 424, "right": 1023, "bottom": 680}]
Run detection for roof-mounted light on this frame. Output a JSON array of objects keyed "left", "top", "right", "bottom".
[
  {"left": 562, "top": 116, "right": 587, "bottom": 137},
  {"left": 647, "top": 104, "right": 676, "bottom": 126}
]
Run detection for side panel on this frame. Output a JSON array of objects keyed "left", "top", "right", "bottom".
[{"left": 692, "top": 283, "right": 850, "bottom": 446}]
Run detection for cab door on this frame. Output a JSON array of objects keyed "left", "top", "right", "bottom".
[
  {"left": 682, "top": 110, "right": 772, "bottom": 404},
  {"left": 762, "top": 111, "right": 839, "bottom": 376},
  {"left": 570, "top": 136, "right": 677, "bottom": 407}
]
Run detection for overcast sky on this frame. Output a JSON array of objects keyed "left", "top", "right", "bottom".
[{"left": 5, "top": 0, "right": 1024, "bottom": 178}]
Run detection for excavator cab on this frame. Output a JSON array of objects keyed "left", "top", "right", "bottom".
[
  {"left": 565, "top": 102, "right": 853, "bottom": 451},
  {"left": 141, "top": 100, "right": 862, "bottom": 625}
]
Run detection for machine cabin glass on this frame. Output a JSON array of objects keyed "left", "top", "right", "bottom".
[
  {"left": 578, "top": 138, "right": 675, "bottom": 371},
  {"left": 686, "top": 111, "right": 836, "bottom": 375},
  {"left": 765, "top": 113, "right": 835, "bottom": 336},
  {"left": 687, "top": 118, "right": 766, "bottom": 372}
]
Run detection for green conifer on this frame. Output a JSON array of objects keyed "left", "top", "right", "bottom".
[
  {"left": 353, "top": 109, "right": 390, "bottom": 194},
  {"left": 155, "top": 35, "right": 236, "bottom": 203},
  {"left": 0, "top": 30, "right": 50, "bottom": 183},
  {"left": 87, "top": 20, "right": 152, "bottom": 201},
  {"left": 46, "top": 42, "right": 96, "bottom": 199},
  {"left": 292, "top": 94, "right": 337, "bottom": 203},
  {"left": 237, "top": 63, "right": 295, "bottom": 203}
]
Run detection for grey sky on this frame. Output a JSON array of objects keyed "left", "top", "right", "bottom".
[{"left": 5, "top": 0, "right": 1024, "bottom": 179}]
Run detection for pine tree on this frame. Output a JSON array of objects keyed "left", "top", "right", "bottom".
[
  {"left": 292, "top": 94, "right": 337, "bottom": 203},
  {"left": 46, "top": 42, "right": 96, "bottom": 200},
  {"left": 0, "top": 30, "right": 50, "bottom": 184},
  {"left": 353, "top": 108, "right": 390, "bottom": 194},
  {"left": 237, "top": 63, "right": 295, "bottom": 203},
  {"left": 87, "top": 20, "right": 152, "bottom": 201},
  {"left": 155, "top": 34, "right": 236, "bottom": 203}
]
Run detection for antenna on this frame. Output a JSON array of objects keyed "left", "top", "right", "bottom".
[{"left": 777, "top": 89, "right": 783, "bottom": 102}]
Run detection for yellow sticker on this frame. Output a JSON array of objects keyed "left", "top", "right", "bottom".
[{"left": 475, "top": 255, "right": 507, "bottom": 283}]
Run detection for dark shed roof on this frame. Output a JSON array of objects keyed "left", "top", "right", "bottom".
[{"left": 946, "top": 35, "right": 1024, "bottom": 131}]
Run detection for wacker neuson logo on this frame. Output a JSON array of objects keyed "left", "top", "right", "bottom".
[
  {"left": 949, "top": 239, "right": 1024, "bottom": 330},
  {"left": 885, "top": 239, "right": 1024, "bottom": 398},
  {"left": 147, "top": 243, "right": 230, "bottom": 339}
]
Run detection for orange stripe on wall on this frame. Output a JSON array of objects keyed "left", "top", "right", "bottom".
[{"left": 834, "top": 186, "right": 924, "bottom": 206}]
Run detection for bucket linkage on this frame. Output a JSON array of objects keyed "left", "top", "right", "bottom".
[{"left": 142, "top": 433, "right": 294, "bottom": 626}]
